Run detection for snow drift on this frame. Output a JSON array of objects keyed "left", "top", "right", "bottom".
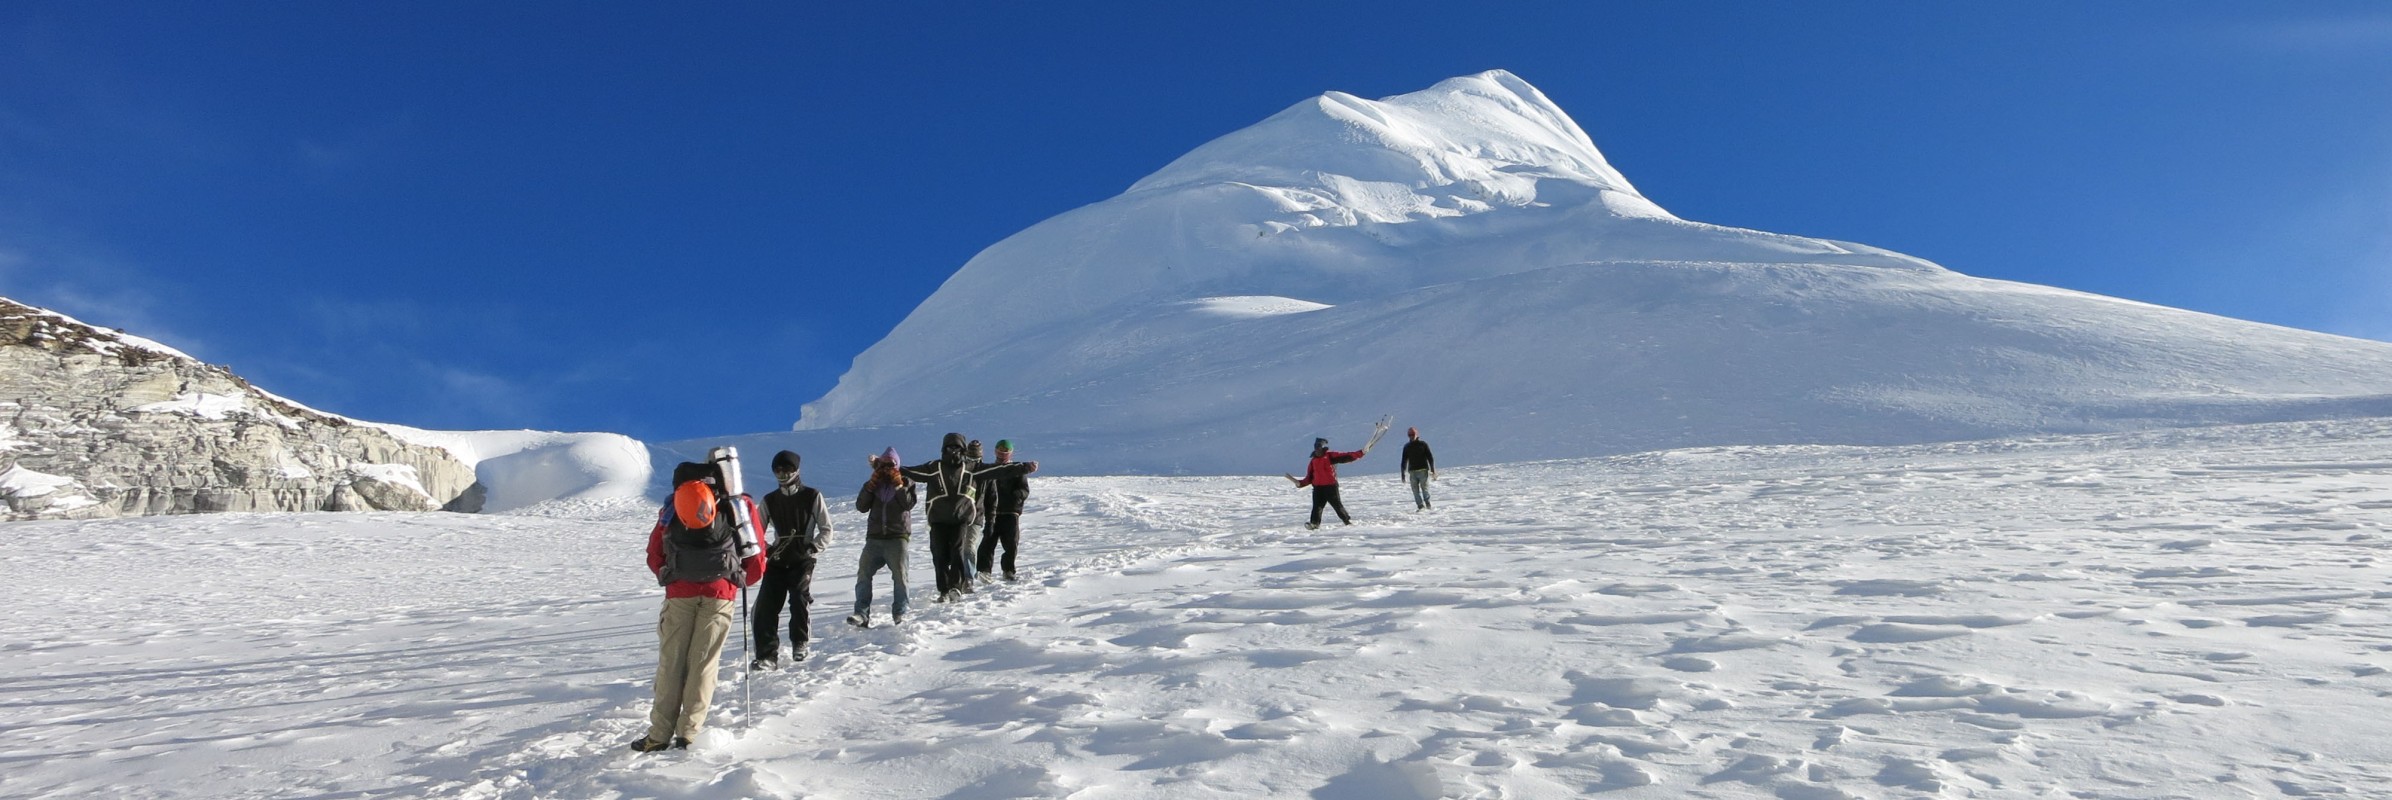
[
  {"left": 749, "top": 70, "right": 2392, "bottom": 475},
  {"left": 371, "top": 426, "right": 653, "bottom": 514}
]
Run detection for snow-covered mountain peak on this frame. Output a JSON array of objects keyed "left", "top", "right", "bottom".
[
  {"left": 1127, "top": 69, "right": 1670, "bottom": 223},
  {"left": 779, "top": 71, "right": 2392, "bottom": 471}
]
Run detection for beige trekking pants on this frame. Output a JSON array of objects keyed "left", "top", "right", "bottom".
[{"left": 646, "top": 595, "right": 734, "bottom": 743}]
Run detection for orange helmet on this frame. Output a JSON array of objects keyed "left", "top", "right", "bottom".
[{"left": 673, "top": 480, "right": 718, "bottom": 529}]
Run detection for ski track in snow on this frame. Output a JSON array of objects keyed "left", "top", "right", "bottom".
[{"left": 6, "top": 421, "right": 2392, "bottom": 798}]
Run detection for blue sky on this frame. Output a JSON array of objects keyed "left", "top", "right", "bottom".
[{"left": 5, "top": 2, "right": 2389, "bottom": 442}]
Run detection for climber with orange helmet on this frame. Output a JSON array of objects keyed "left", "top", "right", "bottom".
[{"left": 634, "top": 461, "right": 766, "bottom": 752}]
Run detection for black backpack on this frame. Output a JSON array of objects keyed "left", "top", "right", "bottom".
[
  {"left": 924, "top": 459, "right": 980, "bottom": 527},
  {"left": 657, "top": 508, "right": 741, "bottom": 586}
]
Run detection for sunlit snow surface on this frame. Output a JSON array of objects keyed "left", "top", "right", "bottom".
[{"left": 7, "top": 420, "right": 2391, "bottom": 798}]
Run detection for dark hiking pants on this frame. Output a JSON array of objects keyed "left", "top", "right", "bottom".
[
  {"left": 977, "top": 514, "right": 1020, "bottom": 576},
  {"left": 753, "top": 556, "right": 815, "bottom": 657},
  {"left": 928, "top": 523, "right": 968, "bottom": 595},
  {"left": 1310, "top": 485, "right": 1350, "bottom": 526}
]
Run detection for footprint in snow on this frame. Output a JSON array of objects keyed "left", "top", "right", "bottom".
[
  {"left": 1833, "top": 578, "right": 1945, "bottom": 597},
  {"left": 1668, "top": 632, "right": 1787, "bottom": 653},
  {"left": 1881, "top": 613, "right": 2035, "bottom": 628},
  {"left": 2245, "top": 611, "right": 2341, "bottom": 627},
  {"left": 1661, "top": 656, "right": 1719, "bottom": 673},
  {"left": 1850, "top": 624, "right": 1971, "bottom": 643},
  {"left": 1597, "top": 582, "right": 1683, "bottom": 596},
  {"left": 1562, "top": 673, "right": 1675, "bottom": 711}
]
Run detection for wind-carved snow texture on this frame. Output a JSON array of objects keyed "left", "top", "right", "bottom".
[
  {"left": 766, "top": 70, "right": 2392, "bottom": 476},
  {"left": 7, "top": 419, "right": 2391, "bottom": 798}
]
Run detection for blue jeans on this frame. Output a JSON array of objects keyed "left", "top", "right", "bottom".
[
  {"left": 1408, "top": 469, "right": 1433, "bottom": 509},
  {"left": 959, "top": 521, "right": 981, "bottom": 583},
  {"left": 854, "top": 538, "right": 909, "bottom": 619}
]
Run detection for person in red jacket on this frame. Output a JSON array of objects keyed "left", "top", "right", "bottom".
[
  {"left": 1286, "top": 436, "right": 1371, "bottom": 529},
  {"left": 634, "top": 463, "right": 766, "bottom": 752}
]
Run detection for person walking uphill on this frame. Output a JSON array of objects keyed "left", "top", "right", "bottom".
[
  {"left": 636, "top": 463, "right": 766, "bottom": 752},
  {"left": 1400, "top": 427, "right": 1437, "bottom": 511},
  {"left": 903, "top": 432, "right": 1038, "bottom": 603},
  {"left": 849, "top": 448, "right": 914, "bottom": 629},
  {"left": 1285, "top": 418, "right": 1392, "bottom": 530},
  {"left": 976, "top": 439, "right": 1031, "bottom": 582},
  {"left": 752, "top": 450, "right": 829, "bottom": 670}
]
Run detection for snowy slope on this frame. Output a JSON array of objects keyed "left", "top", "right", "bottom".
[
  {"left": 9, "top": 419, "right": 2390, "bottom": 798},
  {"left": 779, "top": 70, "right": 2392, "bottom": 475}
]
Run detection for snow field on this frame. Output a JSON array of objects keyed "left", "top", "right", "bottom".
[{"left": 4, "top": 419, "right": 2390, "bottom": 798}]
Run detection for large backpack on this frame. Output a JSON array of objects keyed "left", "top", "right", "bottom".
[
  {"left": 657, "top": 507, "right": 741, "bottom": 586},
  {"left": 924, "top": 459, "right": 980, "bottom": 527}
]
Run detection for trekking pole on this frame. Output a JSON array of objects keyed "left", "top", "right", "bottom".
[{"left": 739, "top": 572, "right": 751, "bottom": 732}]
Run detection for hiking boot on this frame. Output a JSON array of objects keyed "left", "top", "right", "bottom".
[
  {"left": 845, "top": 613, "right": 870, "bottom": 629},
  {"left": 631, "top": 736, "right": 674, "bottom": 753},
  {"left": 891, "top": 611, "right": 904, "bottom": 625},
  {"left": 1003, "top": 571, "right": 1017, "bottom": 582},
  {"left": 978, "top": 572, "right": 995, "bottom": 585},
  {"left": 672, "top": 736, "right": 691, "bottom": 750},
  {"left": 1304, "top": 522, "right": 1320, "bottom": 530},
  {"left": 750, "top": 657, "right": 778, "bottom": 672},
  {"left": 791, "top": 645, "right": 809, "bottom": 663}
]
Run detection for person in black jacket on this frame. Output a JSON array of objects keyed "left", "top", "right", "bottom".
[
  {"left": 1400, "top": 427, "right": 1437, "bottom": 511},
  {"left": 752, "top": 450, "right": 829, "bottom": 670},
  {"left": 902, "top": 432, "right": 1037, "bottom": 603},
  {"left": 976, "top": 439, "right": 1032, "bottom": 582}
]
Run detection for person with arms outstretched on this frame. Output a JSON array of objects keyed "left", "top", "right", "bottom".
[
  {"left": 1286, "top": 418, "right": 1390, "bottom": 529},
  {"left": 901, "top": 432, "right": 1037, "bottom": 603}
]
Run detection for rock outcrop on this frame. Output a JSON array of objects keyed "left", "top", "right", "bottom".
[{"left": 0, "top": 298, "right": 483, "bottom": 520}]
